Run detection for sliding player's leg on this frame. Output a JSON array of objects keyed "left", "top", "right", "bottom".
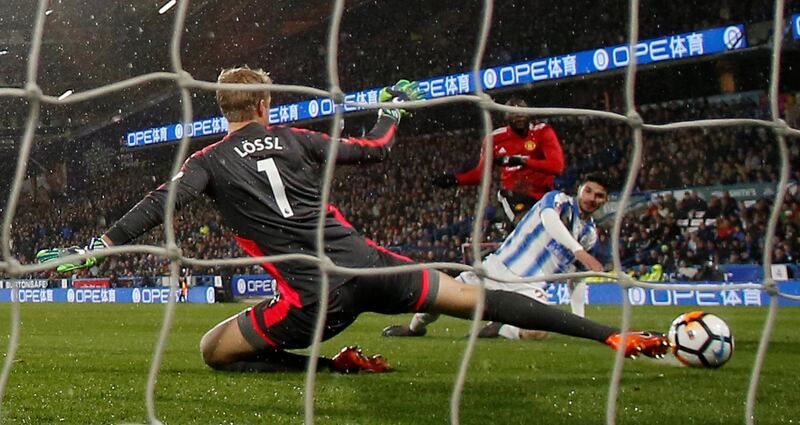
[
  {"left": 200, "top": 313, "right": 258, "bottom": 369},
  {"left": 383, "top": 266, "right": 550, "bottom": 341},
  {"left": 569, "top": 280, "right": 587, "bottom": 318},
  {"left": 381, "top": 312, "right": 439, "bottom": 337},
  {"left": 431, "top": 272, "right": 670, "bottom": 358},
  {"left": 199, "top": 312, "right": 321, "bottom": 372},
  {"left": 470, "top": 261, "right": 550, "bottom": 340},
  {"left": 200, "top": 246, "right": 435, "bottom": 373},
  {"left": 497, "top": 281, "right": 583, "bottom": 341},
  {"left": 381, "top": 269, "right": 483, "bottom": 337},
  {"left": 495, "top": 285, "right": 552, "bottom": 340},
  {"left": 199, "top": 304, "right": 387, "bottom": 373}
]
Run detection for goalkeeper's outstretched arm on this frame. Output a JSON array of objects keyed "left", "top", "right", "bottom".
[
  {"left": 104, "top": 155, "right": 209, "bottom": 246},
  {"left": 39, "top": 68, "right": 244, "bottom": 271},
  {"left": 35, "top": 157, "right": 207, "bottom": 271},
  {"left": 36, "top": 155, "right": 208, "bottom": 273},
  {"left": 303, "top": 79, "right": 423, "bottom": 166},
  {"left": 298, "top": 114, "right": 400, "bottom": 165}
]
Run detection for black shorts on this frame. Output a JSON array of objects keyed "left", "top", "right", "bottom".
[
  {"left": 497, "top": 189, "right": 539, "bottom": 223},
  {"left": 237, "top": 250, "right": 441, "bottom": 350}
]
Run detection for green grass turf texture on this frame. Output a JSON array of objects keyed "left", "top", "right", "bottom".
[{"left": 0, "top": 304, "right": 798, "bottom": 424}]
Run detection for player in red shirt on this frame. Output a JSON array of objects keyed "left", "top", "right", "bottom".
[
  {"left": 434, "top": 98, "right": 565, "bottom": 223},
  {"left": 432, "top": 98, "right": 567, "bottom": 338}
]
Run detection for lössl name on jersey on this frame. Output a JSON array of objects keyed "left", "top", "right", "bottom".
[{"left": 234, "top": 137, "right": 284, "bottom": 157}]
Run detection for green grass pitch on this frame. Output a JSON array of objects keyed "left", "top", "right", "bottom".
[{"left": 0, "top": 303, "right": 798, "bottom": 424}]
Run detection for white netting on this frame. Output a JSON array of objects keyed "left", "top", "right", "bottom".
[{"left": 1, "top": 0, "right": 799, "bottom": 424}]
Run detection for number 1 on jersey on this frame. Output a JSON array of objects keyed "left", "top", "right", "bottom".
[{"left": 257, "top": 158, "right": 295, "bottom": 218}]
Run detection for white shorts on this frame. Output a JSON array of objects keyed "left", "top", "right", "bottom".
[{"left": 457, "top": 254, "right": 548, "bottom": 303}]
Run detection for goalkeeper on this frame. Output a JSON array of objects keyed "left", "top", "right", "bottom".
[
  {"left": 434, "top": 98, "right": 565, "bottom": 224},
  {"left": 39, "top": 67, "right": 668, "bottom": 374}
]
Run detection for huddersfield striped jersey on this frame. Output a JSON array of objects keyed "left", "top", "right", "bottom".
[{"left": 492, "top": 190, "right": 597, "bottom": 278}]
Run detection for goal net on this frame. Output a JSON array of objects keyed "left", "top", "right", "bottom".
[{"left": 1, "top": 1, "right": 798, "bottom": 424}]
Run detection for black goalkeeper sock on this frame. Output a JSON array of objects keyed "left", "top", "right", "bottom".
[
  {"left": 484, "top": 290, "right": 619, "bottom": 342},
  {"left": 215, "top": 349, "right": 333, "bottom": 373}
]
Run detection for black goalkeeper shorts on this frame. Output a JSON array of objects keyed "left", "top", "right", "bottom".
[{"left": 237, "top": 251, "right": 441, "bottom": 350}]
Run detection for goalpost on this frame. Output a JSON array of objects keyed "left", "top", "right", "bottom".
[{"left": 1, "top": 0, "right": 799, "bottom": 424}]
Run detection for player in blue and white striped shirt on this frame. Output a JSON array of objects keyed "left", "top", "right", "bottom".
[
  {"left": 494, "top": 187, "right": 600, "bottom": 281},
  {"left": 384, "top": 173, "right": 609, "bottom": 340}
]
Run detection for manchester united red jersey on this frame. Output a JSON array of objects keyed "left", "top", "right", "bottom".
[{"left": 455, "top": 123, "right": 564, "bottom": 200}]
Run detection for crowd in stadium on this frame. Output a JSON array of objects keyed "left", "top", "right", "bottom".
[
  {"left": 162, "top": 0, "right": 781, "bottom": 120},
  {"left": 260, "top": 0, "right": 777, "bottom": 95},
  {"left": 614, "top": 190, "right": 799, "bottom": 280},
  {"left": 6, "top": 91, "right": 798, "bottom": 285},
  {"left": 2, "top": 0, "right": 795, "bottom": 285}
]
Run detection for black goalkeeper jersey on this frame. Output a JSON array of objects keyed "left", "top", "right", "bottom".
[{"left": 106, "top": 116, "right": 401, "bottom": 306}]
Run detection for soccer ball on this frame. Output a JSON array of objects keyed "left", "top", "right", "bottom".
[{"left": 668, "top": 311, "right": 734, "bottom": 368}]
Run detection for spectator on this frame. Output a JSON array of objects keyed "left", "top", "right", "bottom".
[{"left": 5, "top": 92, "right": 797, "bottom": 284}]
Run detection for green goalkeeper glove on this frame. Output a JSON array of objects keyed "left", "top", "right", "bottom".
[
  {"left": 378, "top": 79, "right": 424, "bottom": 122},
  {"left": 36, "top": 236, "right": 109, "bottom": 273}
]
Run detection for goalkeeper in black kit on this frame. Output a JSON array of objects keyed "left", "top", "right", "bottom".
[{"left": 38, "top": 66, "right": 669, "bottom": 374}]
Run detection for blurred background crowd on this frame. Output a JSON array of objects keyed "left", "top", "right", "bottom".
[
  {"left": 0, "top": 0, "right": 797, "bottom": 285},
  {"left": 7, "top": 92, "right": 799, "bottom": 284}
]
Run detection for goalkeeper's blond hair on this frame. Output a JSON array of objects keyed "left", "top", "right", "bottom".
[{"left": 216, "top": 66, "right": 272, "bottom": 122}]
